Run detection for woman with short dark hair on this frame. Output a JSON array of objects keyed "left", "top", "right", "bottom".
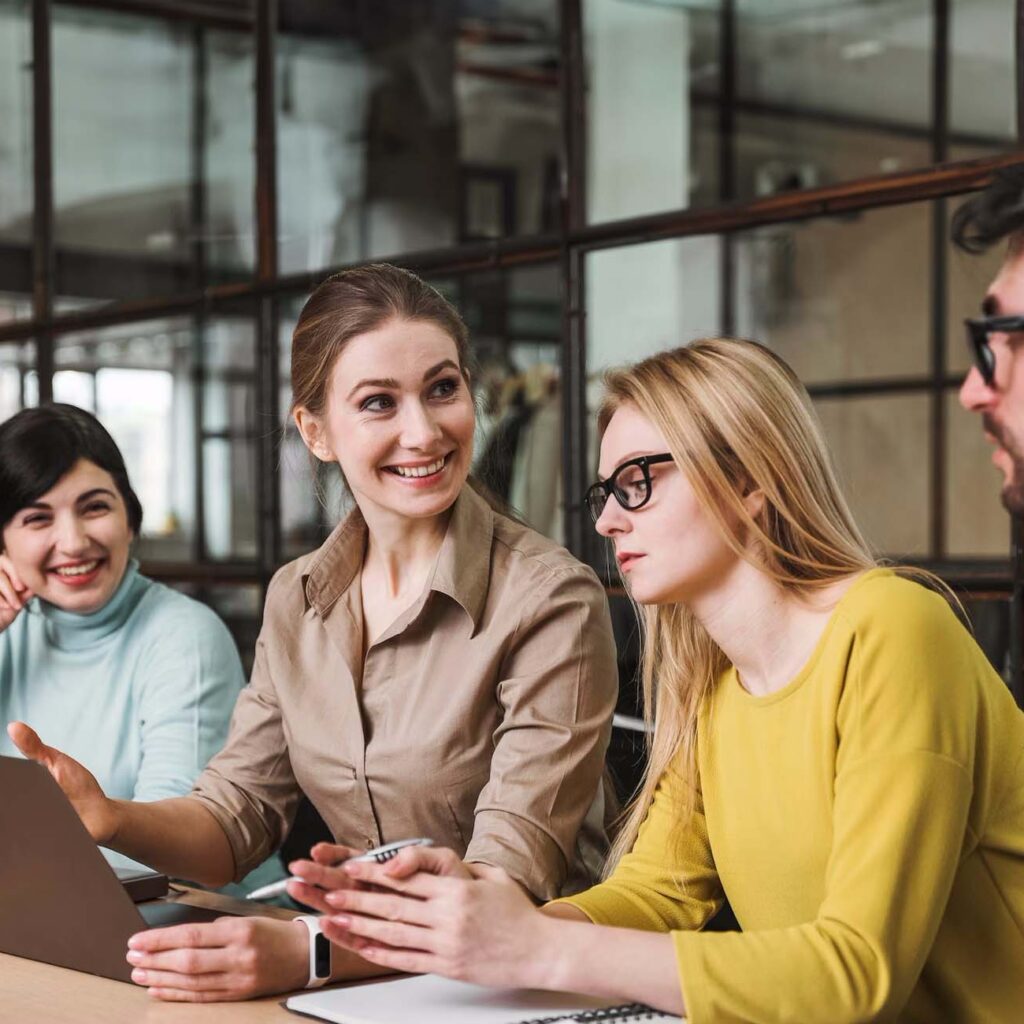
[{"left": 0, "top": 404, "right": 248, "bottom": 874}]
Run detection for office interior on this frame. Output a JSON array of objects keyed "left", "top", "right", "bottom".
[{"left": 0, "top": 0, "right": 1022, "bottom": 807}]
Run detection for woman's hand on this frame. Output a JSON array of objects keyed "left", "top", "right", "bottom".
[
  {"left": 320, "top": 860, "right": 551, "bottom": 990},
  {"left": 125, "top": 916, "right": 310, "bottom": 1002},
  {"left": 285, "top": 841, "right": 365, "bottom": 913},
  {"left": 288, "top": 842, "right": 473, "bottom": 914},
  {"left": 323, "top": 860, "right": 687, "bottom": 1016},
  {"left": 6, "top": 721, "right": 120, "bottom": 843},
  {"left": 0, "top": 555, "right": 31, "bottom": 632}
]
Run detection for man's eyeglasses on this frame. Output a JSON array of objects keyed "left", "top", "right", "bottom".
[
  {"left": 964, "top": 315, "right": 1024, "bottom": 386},
  {"left": 584, "top": 453, "right": 674, "bottom": 522}
]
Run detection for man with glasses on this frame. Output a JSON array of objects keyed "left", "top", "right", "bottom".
[{"left": 956, "top": 165, "right": 1024, "bottom": 513}]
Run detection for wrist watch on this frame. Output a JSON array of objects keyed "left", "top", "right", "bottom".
[{"left": 295, "top": 915, "right": 331, "bottom": 988}]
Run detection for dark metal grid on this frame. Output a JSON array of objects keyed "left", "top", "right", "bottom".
[
  {"left": 3, "top": 151, "right": 1022, "bottom": 348},
  {"left": 559, "top": 0, "right": 587, "bottom": 558},
  {"left": 1012, "top": 0, "right": 1024, "bottom": 702},
  {"left": 5, "top": 0, "right": 1022, "bottom": 616},
  {"left": 58, "top": 0, "right": 251, "bottom": 31},
  {"left": 930, "top": 0, "right": 950, "bottom": 561},
  {"left": 190, "top": 22, "right": 209, "bottom": 564},
  {"left": 718, "top": 0, "right": 736, "bottom": 337},
  {"left": 31, "top": 0, "right": 53, "bottom": 404},
  {"left": 254, "top": 0, "right": 281, "bottom": 577}
]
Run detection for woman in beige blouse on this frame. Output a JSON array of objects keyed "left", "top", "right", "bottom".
[{"left": 7, "top": 264, "right": 617, "bottom": 1001}]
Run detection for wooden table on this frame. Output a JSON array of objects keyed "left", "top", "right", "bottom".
[{"left": 3, "top": 886, "right": 313, "bottom": 1023}]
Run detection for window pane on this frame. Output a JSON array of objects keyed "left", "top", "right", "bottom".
[
  {"left": 277, "top": 2, "right": 560, "bottom": 274},
  {"left": 0, "top": 293, "right": 31, "bottom": 325},
  {"left": 0, "top": 341, "right": 34, "bottom": 420},
  {"left": 950, "top": 0, "right": 1017, "bottom": 147},
  {"left": 447, "top": 263, "right": 564, "bottom": 541},
  {"left": 53, "top": 7, "right": 190, "bottom": 305},
  {"left": 53, "top": 318, "right": 197, "bottom": 560},
  {"left": 52, "top": 7, "right": 255, "bottom": 307},
  {"left": 735, "top": 202, "right": 931, "bottom": 385},
  {"left": 732, "top": 113, "right": 931, "bottom": 204},
  {"left": 204, "top": 27, "right": 257, "bottom": 285},
  {"left": 199, "top": 316, "right": 258, "bottom": 561},
  {"left": 814, "top": 392, "right": 931, "bottom": 557},
  {"left": 945, "top": 388, "right": 1011, "bottom": 558},
  {"left": 0, "top": 0, "right": 31, "bottom": 274},
  {"left": 736, "top": 3, "right": 933, "bottom": 159},
  {"left": 585, "top": 0, "right": 718, "bottom": 222},
  {"left": 586, "top": 235, "right": 722, "bottom": 388},
  {"left": 53, "top": 368, "right": 96, "bottom": 411},
  {"left": 203, "top": 436, "right": 257, "bottom": 560}
]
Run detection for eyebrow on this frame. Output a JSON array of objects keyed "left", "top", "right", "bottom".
[
  {"left": 22, "top": 487, "right": 117, "bottom": 512},
  {"left": 346, "top": 359, "right": 461, "bottom": 401},
  {"left": 596, "top": 451, "right": 661, "bottom": 482}
]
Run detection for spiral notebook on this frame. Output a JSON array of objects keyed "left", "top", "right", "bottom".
[{"left": 285, "top": 972, "right": 683, "bottom": 1024}]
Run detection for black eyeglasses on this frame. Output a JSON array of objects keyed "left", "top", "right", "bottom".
[
  {"left": 584, "top": 453, "right": 674, "bottom": 522},
  {"left": 965, "top": 315, "right": 1024, "bottom": 386}
]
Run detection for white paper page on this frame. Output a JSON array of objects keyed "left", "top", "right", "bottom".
[{"left": 286, "top": 972, "right": 683, "bottom": 1024}]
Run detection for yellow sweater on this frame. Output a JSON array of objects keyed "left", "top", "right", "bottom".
[{"left": 559, "top": 570, "right": 1024, "bottom": 1022}]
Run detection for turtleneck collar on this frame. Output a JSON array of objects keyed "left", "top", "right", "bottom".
[{"left": 36, "top": 559, "right": 149, "bottom": 650}]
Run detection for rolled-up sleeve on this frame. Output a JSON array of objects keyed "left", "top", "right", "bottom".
[
  {"left": 188, "top": 632, "right": 302, "bottom": 881},
  {"left": 464, "top": 566, "right": 617, "bottom": 900}
]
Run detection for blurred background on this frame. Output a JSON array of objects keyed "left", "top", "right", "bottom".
[{"left": 1, "top": 0, "right": 1022, "bottom": 793}]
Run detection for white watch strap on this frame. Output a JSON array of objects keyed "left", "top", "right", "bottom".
[{"left": 296, "top": 915, "right": 329, "bottom": 988}]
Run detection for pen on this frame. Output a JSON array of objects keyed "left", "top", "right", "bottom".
[{"left": 245, "top": 838, "right": 435, "bottom": 900}]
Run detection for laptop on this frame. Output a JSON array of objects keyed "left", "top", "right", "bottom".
[{"left": 0, "top": 754, "right": 231, "bottom": 982}]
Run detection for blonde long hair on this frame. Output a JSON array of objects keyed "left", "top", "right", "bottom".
[{"left": 601, "top": 338, "right": 878, "bottom": 871}]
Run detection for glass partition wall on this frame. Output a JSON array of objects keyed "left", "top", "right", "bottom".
[{"left": 0, "top": 0, "right": 1021, "bottom": 697}]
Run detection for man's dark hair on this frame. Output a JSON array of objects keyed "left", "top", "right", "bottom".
[
  {"left": 951, "top": 164, "right": 1024, "bottom": 254},
  {"left": 0, "top": 404, "right": 143, "bottom": 535}
]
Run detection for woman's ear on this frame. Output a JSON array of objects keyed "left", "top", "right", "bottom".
[
  {"left": 742, "top": 485, "right": 766, "bottom": 521},
  {"left": 293, "top": 407, "right": 334, "bottom": 463}
]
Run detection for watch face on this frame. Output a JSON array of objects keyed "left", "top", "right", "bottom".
[{"left": 314, "top": 931, "right": 331, "bottom": 979}]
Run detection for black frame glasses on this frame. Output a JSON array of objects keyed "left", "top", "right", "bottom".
[
  {"left": 585, "top": 453, "right": 674, "bottom": 522},
  {"left": 964, "top": 315, "right": 1024, "bottom": 386}
]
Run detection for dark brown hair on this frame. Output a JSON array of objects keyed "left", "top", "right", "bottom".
[
  {"left": 0, "top": 404, "right": 143, "bottom": 536},
  {"left": 291, "top": 263, "right": 472, "bottom": 417},
  {"left": 952, "top": 165, "right": 1024, "bottom": 255}
]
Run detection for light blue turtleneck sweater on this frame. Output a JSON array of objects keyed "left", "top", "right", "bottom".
[{"left": 0, "top": 560, "right": 245, "bottom": 874}]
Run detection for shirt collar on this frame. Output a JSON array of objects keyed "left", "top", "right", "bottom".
[
  {"left": 428, "top": 484, "right": 493, "bottom": 629},
  {"left": 303, "top": 485, "right": 495, "bottom": 629}
]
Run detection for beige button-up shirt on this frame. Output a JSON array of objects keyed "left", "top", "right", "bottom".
[{"left": 189, "top": 485, "right": 617, "bottom": 899}]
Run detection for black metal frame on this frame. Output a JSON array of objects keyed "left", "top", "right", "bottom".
[{"left": 2, "top": 0, "right": 1023, "bottom": 668}]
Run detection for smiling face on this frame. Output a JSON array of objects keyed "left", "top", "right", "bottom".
[
  {"left": 959, "top": 249, "right": 1024, "bottom": 514},
  {"left": 1, "top": 458, "right": 134, "bottom": 614},
  {"left": 295, "top": 317, "right": 476, "bottom": 528},
  {"left": 594, "top": 403, "right": 743, "bottom": 606}
]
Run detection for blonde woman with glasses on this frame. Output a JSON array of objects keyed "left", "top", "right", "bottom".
[{"left": 316, "top": 338, "right": 1024, "bottom": 1023}]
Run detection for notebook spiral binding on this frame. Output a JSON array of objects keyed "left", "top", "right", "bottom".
[{"left": 522, "top": 1003, "right": 676, "bottom": 1023}]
